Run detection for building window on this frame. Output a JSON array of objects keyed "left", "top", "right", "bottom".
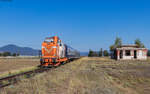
[
  {"left": 139, "top": 50, "right": 142, "bottom": 56},
  {"left": 142, "top": 51, "right": 145, "bottom": 56},
  {"left": 125, "top": 50, "right": 131, "bottom": 56}
]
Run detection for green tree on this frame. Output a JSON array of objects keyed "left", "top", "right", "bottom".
[
  {"left": 88, "top": 49, "right": 94, "bottom": 57},
  {"left": 114, "top": 37, "right": 122, "bottom": 46},
  {"left": 110, "top": 37, "right": 122, "bottom": 51},
  {"left": 88, "top": 49, "right": 98, "bottom": 57},
  {"left": 93, "top": 52, "right": 99, "bottom": 57},
  {"left": 135, "top": 38, "right": 145, "bottom": 48},
  {"left": 103, "top": 50, "right": 109, "bottom": 56},
  {"left": 12, "top": 53, "right": 17, "bottom": 57},
  {"left": 99, "top": 48, "right": 103, "bottom": 57},
  {"left": 147, "top": 50, "right": 150, "bottom": 56},
  {"left": 17, "top": 53, "right": 20, "bottom": 56},
  {"left": 3, "top": 52, "right": 11, "bottom": 57}
]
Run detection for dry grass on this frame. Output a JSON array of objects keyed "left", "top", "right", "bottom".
[
  {"left": 0, "top": 66, "right": 38, "bottom": 78},
  {"left": 0, "top": 58, "right": 39, "bottom": 74},
  {"left": 1, "top": 57, "right": 150, "bottom": 94}
]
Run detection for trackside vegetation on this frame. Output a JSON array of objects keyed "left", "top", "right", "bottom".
[
  {"left": 0, "top": 52, "right": 19, "bottom": 57},
  {"left": 1, "top": 57, "right": 150, "bottom": 94}
]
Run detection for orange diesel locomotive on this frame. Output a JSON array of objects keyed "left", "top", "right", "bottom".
[{"left": 40, "top": 36, "right": 80, "bottom": 67}]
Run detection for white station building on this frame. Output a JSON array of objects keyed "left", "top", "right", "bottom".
[{"left": 111, "top": 45, "right": 148, "bottom": 60}]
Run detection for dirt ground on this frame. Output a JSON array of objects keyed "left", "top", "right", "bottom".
[
  {"left": 0, "top": 58, "right": 39, "bottom": 74},
  {"left": 1, "top": 57, "right": 150, "bottom": 94}
]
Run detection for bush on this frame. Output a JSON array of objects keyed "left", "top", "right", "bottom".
[
  {"left": 147, "top": 50, "right": 150, "bottom": 56},
  {"left": 0, "top": 53, "right": 2, "bottom": 56},
  {"left": 3, "top": 52, "right": 11, "bottom": 57},
  {"left": 103, "top": 50, "right": 109, "bottom": 56},
  {"left": 99, "top": 48, "right": 103, "bottom": 57},
  {"left": 12, "top": 53, "right": 17, "bottom": 57},
  {"left": 88, "top": 50, "right": 98, "bottom": 57}
]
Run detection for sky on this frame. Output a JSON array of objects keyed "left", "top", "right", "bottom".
[{"left": 0, "top": 0, "right": 150, "bottom": 52}]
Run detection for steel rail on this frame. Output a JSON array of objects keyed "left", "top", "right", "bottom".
[
  {"left": 0, "top": 58, "right": 80, "bottom": 89},
  {"left": 0, "top": 68, "right": 50, "bottom": 89}
]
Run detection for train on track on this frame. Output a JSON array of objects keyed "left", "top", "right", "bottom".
[{"left": 40, "top": 36, "right": 80, "bottom": 67}]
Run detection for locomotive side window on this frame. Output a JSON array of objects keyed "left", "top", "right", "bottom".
[{"left": 58, "top": 40, "right": 62, "bottom": 46}]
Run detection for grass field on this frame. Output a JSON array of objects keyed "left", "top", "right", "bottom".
[
  {"left": 0, "top": 58, "right": 39, "bottom": 77},
  {"left": 1, "top": 57, "right": 150, "bottom": 94}
]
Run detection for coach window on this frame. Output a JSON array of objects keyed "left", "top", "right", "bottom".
[
  {"left": 58, "top": 40, "right": 62, "bottom": 46},
  {"left": 125, "top": 50, "right": 131, "bottom": 56}
]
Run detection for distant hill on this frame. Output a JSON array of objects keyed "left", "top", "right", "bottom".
[
  {"left": 0, "top": 44, "right": 39, "bottom": 56},
  {"left": 0, "top": 44, "right": 89, "bottom": 56}
]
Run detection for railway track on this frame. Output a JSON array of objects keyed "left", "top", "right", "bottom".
[
  {"left": 0, "top": 58, "right": 80, "bottom": 89},
  {"left": 0, "top": 67, "right": 51, "bottom": 89}
]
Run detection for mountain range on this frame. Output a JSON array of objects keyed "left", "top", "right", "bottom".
[
  {"left": 0, "top": 44, "right": 88, "bottom": 56},
  {"left": 0, "top": 44, "right": 39, "bottom": 56}
]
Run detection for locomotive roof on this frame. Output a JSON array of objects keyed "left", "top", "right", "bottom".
[{"left": 45, "top": 36, "right": 59, "bottom": 39}]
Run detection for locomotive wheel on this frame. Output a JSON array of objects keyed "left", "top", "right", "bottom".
[
  {"left": 61, "top": 61, "right": 66, "bottom": 65},
  {"left": 61, "top": 62, "right": 64, "bottom": 65}
]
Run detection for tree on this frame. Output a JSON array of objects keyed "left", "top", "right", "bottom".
[
  {"left": 3, "top": 52, "right": 11, "bottom": 57},
  {"left": 17, "top": 53, "right": 20, "bottom": 56},
  {"left": 88, "top": 49, "right": 94, "bottom": 57},
  {"left": 147, "top": 50, "right": 150, "bottom": 56},
  {"left": 93, "top": 52, "right": 99, "bottom": 57},
  {"left": 12, "top": 53, "right": 17, "bottom": 57},
  {"left": 110, "top": 37, "right": 122, "bottom": 51},
  {"left": 0, "top": 53, "right": 2, "bottom": 56},
  {"left": 103, "top": 50, "right": 109, "bottom": 56},
  {"left": 88, "top": 49, "right": 98, "bottom": 57},
  {"left": 110, "top": 45, "right": 115, "bottom": 51},
  {"left": 114, "top": 37, "right": 122, "bottom": 47},
  {"left": 135, "top": 39, "right": 145, "bottom": 48},
  {"left": 39, "top": 50, "right": 41, "bottom": 58},
  {"left": 99, "top": 48, "right": 103, "bottom": 57}
]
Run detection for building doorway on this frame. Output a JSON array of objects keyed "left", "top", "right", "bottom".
[
  {"left": 120, "top": 50, "right": 123, "bottom": 59},
  {"left": 134, "top": 50, "right": 137, "bottom": 59}
]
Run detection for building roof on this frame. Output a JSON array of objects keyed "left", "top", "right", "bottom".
[
  {"left": 116, "top": 48, "right": 147, "bottom": 50},
  {"left": 120, "top": 44, "right": 138, "bottom": 48},
  {"left": 115, "top": 44, "right": 147, "bottom": 50}
]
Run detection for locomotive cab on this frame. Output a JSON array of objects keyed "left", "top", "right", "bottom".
[
  {"left": 40, "top": 36, "right": 80, "bottom": 67},
  {"left": 41, "top": 36, "right": 67, "bottom": 67}
]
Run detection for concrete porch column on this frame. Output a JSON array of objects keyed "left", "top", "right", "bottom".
[
  {"left": 117, "top": 50, "right": 120, "bottom": 60},
  {"left": 123, "top": 50, "right": 125, "bottom": 59}
]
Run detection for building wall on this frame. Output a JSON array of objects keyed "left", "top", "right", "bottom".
[
  {"left": 136, "top": 50, "right": 147, "bottom": 60},
  {"left": 116, "top": 49, "right": 147, "bottom": 60}
]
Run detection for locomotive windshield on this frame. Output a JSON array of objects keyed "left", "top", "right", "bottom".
[{"left": 44, "top": 38, "right": 54, "bottom": 43}]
